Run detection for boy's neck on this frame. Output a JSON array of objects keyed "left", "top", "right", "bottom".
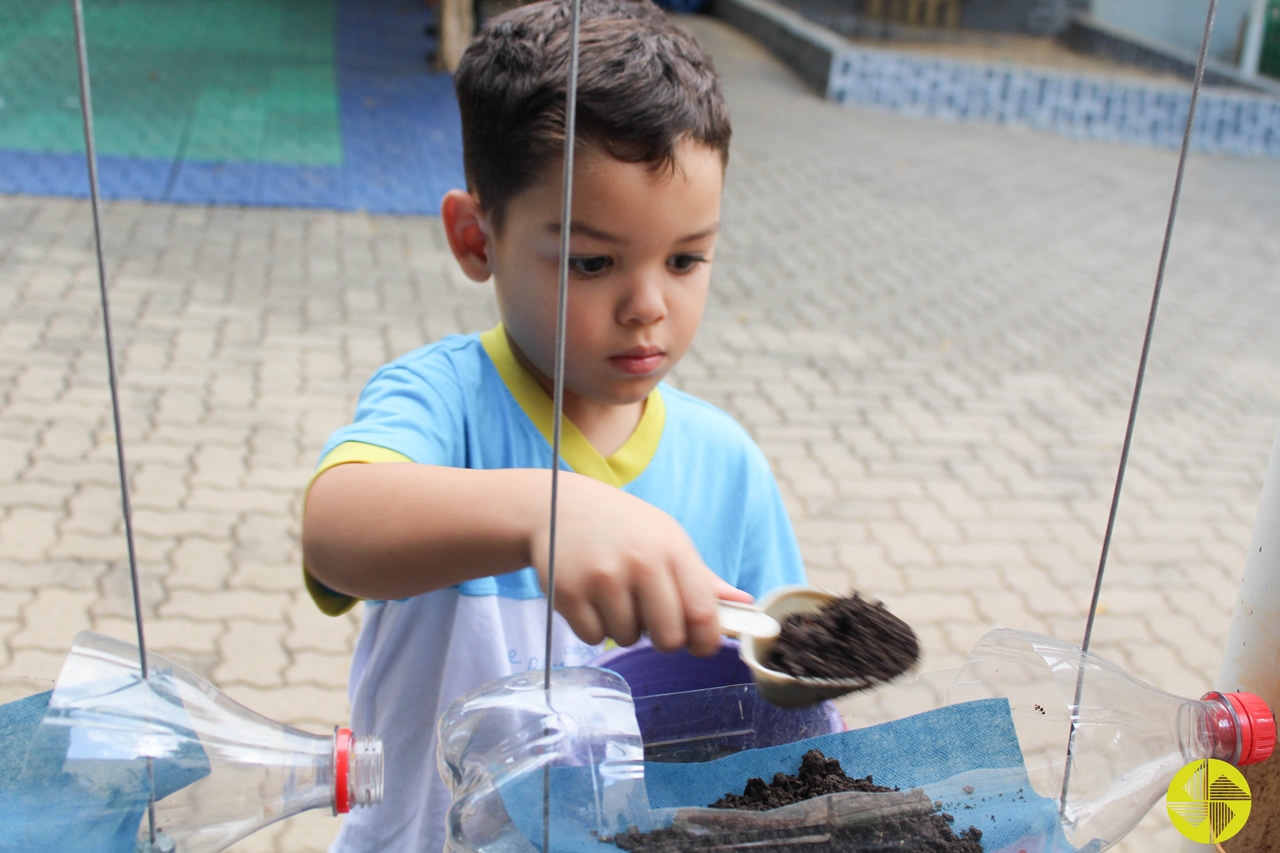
[
  {"left": 504, "top": 328, "right": 647, "bottom": 458},
  {"left": 563, "top": 397, "right": 646, "bottom": 459}
]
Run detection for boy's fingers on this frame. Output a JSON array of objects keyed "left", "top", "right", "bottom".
[
  {"left": 635, "top": 568, "right": 685, "bottom": 653},
  {"left": 595, "top": 576, "right": 642, "bottom": 649},
  {"left": 685, "top": 609, "right": 722, "bottom": 657},
  {"left": 556, "top": 593, "right": 607, "bottom": 646},
  {"left": 713, "top": 579, "right": 753, "bottom": 604},
  {"left": 673, "top": 564, "right": 724, "bottom": 658}
]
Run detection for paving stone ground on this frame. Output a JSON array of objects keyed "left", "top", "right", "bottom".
[{"left": 2, "top": 13, "right": 1280, "bottom": 853}]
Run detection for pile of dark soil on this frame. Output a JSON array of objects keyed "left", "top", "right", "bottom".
[
  {"left": 766, "top": 593, "right": 919, "bottom": 684},
  {"left": 613, "top": 749, "right": 983, "bottom": 852},
  {"left": 710, "top": 748, "right": 895, "bottom": 809}
]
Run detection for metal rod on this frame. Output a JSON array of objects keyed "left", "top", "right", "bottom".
[
  {"left": 1059, "top": 0, "right": 1217, "bottom": 823},
  {"left": 544, "top": 2, "right": 583, "bottom": 850},
  {"left": 70, "top": 0, "right": 150, "bottom": 681},
  {"left": 544, "top": 0, "right": 582, "bottom": 692},
  {"left": 70, "top": 0, "right": 158, "bottom": 844}
]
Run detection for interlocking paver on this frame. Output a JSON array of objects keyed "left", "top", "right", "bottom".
[
  {"left": 287, "top": 650, "right": 357, "bottom": 689},
  {"left": 230, "top": 556, "right": 305, "bottom": 593},
  {"left": 16, "top": 587, "right": 98, "bottom": 649},
  {"left": 161, "top": 589, "right": 292, "bottom": 623},
  {"left": 129, "top": 617, "right": 224, "bottom": 654},
  {"left": 869, "top": 521, "right": 939, "bottom": 564},
  {"left": 0, "top": 437, "right": 30, "bottom": 482},
  {"left": 284, "top": 592, "right": 361, "bottom": 656},
  {"left": 48, "top": 532, "right": 130, "bottom": 563},
  {"left": 972, "top": 589, "right": 1040, "bottom": 629},
  {"left": 223, "top": 683, "right": 354, "bottom": 733},
  {"left": 2, "top": 11, "right": 1280, "bottom": 853},
  {"left": 20, "top": 457, "right": 120, "bottom": 488},
  {"left": 5, "top": 647, "right": 72, "bottom": 684},
  {"left": 216, "top": 620, "right": 289, "bottom": 687},
  {"left": 188, "top": 486, "right": 289, "bottom": 515},
  {"left": 0, "top": 507, "right": 62, "bottom": 561},
  {"left": 35, "top": 423, "right": 96, "bottom": 462},
  {"left": 129, "top": 463, "right": 190, "bottom": 510},
  {"left": 167, "top": 537, "right": 235, "bottom": 590}
]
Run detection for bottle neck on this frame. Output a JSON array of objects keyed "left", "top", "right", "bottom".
[
  {"left": 334, "top": 728, "right": 385, "bottom": 814},
  {"left": 1193, "top": 694, "right": 1243, "bottom": 764}
]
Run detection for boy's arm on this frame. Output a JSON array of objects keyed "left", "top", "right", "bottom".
[
  {"left": 303, "top": 462, "right": 545, "bottom": 595},
  {"left": 302, "top": 461, "right": 752, "bottom": 656}
]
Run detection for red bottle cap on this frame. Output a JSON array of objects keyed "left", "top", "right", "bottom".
[
  {"left": 1207, "top": 692, "right": 1276, "bottom": 766},
  {"left": 335, "top": 726, "right": 353, "bottom": 814}
]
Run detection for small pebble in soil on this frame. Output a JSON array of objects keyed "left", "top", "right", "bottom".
[{"left": 766, "top": 591, "right": 919, "bottom": 683}]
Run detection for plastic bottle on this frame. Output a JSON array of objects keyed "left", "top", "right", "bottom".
[
  {"left": 902, "top": 628, "right": 1277, "bottom": 850},
  {"left": 438, "top": 666, "right": 651, "bottom": 853},
  {"left": 4, "top": 631, "right": 383, "bottom": 853},
  {"left": 432, "top": 629, "right": 1276, "bottom": 852}
]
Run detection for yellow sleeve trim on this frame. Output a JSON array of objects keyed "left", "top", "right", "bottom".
[
  {"left": 311, "top": 441, "right": 414, "bottom": 484},
  {"left": 305, "top": 572, "right": 362, "bottom": 617},
  {"left": 303, "top": 441, "right": 414, "bottom": 616}
]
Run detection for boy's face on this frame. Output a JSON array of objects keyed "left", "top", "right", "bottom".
[{"left": 488, "top": 139, "right": 723, "bottom": 415}]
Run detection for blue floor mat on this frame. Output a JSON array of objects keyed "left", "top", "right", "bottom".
[{"left": 0, "top": 0, "right": 465, "bottom": 215}]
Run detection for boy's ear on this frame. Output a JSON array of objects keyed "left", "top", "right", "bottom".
[{"left": 441, "top": 189, "right": 494, "bottom": 282}]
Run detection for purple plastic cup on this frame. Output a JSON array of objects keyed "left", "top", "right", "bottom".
[{"left": 587, "top": 637, "right": 845, "bottom": 762}]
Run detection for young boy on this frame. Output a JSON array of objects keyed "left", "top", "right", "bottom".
[{"left": 301, "top": 0, "right": 807, "bottom": 848}]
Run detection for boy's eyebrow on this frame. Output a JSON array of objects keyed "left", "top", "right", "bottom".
[
  {"left": 546, "top": 222, "right": 721, "bottom": 244},
  {"left": 675, "top": 224, "right": 721, "bottom": 243},
  {"left": 547, "top": 221, "right": 628, "bottom": 244}
]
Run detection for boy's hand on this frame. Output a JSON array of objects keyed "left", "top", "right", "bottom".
[{"left": 528, "top": 472, "right": 752, "bottom": 658}]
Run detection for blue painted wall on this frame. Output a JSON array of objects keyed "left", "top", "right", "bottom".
[{"left": 1090, "top": 0, "right": 1254, "bottom": 63}]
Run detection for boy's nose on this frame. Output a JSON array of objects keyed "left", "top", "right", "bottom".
[{"left": 617, "top": 275, "right": 667, "bottom": 326}]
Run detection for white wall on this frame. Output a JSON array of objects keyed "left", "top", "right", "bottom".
[{"left": 1090, "top": 0, "right": 1254, "bottom": 63}]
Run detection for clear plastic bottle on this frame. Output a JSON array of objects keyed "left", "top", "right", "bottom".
[
  {"left": 892, "top": 628, "right": 1277, "bottom": 850},
  {"left": 437, "top": 666, "right": 650, "bottom": 853},
  {"left": 7, "top": 631, "right": 383, "bottom": 853},
  {"left": 431, "top": 628, "right": 1276, "bottom": 852}
]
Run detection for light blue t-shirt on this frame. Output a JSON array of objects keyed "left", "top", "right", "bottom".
[
  {"left": 310, "top": 326, "right": 807, "bottom": 853},
  {"left": 314, "top": 325, "right": 805, "bottom": 605}
]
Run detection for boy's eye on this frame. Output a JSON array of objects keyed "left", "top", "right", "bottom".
[
  {"left": 669, "top": 254, "right": 707, "bottom": 273},
  {"left": 568, "top": 256, "right": 611, "bottom": 276}
]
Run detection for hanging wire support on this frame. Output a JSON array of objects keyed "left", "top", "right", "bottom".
[
  {"left": 1059, "top": 0, "right": 1217, "bottom": 822},
  {"left": 71, "top": 0, "right": 150, "bottom": 684},
  {"left": 544, "top": 0, "right": 583, "bottom": 693},
  {"left": 70, "top": 0, "right": 159, "bottom": 845},
  {"left": 543, "top": 2, "right": 583, "bottom": 850}
]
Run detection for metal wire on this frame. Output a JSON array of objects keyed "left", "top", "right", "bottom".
[
  {"left": 70, "top": 0, "right": 158, "bottom": 844},
  {"left": 543, "top": 1, "right": 583, "bottom": 849},
  {"left": 545, "top": 0, "right": 583, "bottom": 695},
  {"left": 1060, "top": 0, "right": 1218, "bottom": 820}
]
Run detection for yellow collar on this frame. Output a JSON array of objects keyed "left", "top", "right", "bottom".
[{"left": 480, "top": 325, "right": 664, "bottom": 487}]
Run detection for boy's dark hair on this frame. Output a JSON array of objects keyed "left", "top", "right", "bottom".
[{"left": 453, "top": 0, "right": 731, "bottom": 231}]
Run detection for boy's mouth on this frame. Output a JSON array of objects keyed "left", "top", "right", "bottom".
[{"left": 609, "top": 347, "right": 665, "bottom": 375}]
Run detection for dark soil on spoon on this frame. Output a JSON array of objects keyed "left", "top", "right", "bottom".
[
  {"left": 766, "top": 592, "right": 919, "bottom": 684},
  {"left": 613, "top": 749, "right": 984, "bottom": 852}
]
